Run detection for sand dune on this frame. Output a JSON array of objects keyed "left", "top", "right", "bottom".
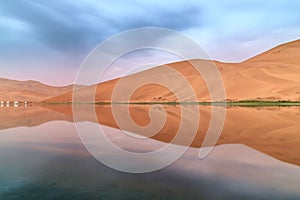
[
  {"left": 245, "top": 39, "right": 300, "bottom": 64},
  {"left": 44, "top": 39, "right": 300, "bottom": 103},
  {"left": 0, "top": 78, "right": 83, "bottom": 101}
]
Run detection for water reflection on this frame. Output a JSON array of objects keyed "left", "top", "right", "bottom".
[
  {"left": 0, "top": 105, "right": 73, "bottom": 130},
  {"left": 0, "top": 121, "right": 300, "bottom": 199},
  {"left": 1, "top": 104, "right": 300, "bottom": 167}
]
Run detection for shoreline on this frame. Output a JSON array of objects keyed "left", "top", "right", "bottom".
[{"left": 37, "top": 100, "right": 300, "bottom": 107}]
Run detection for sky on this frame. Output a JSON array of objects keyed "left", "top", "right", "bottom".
[{"left": 1, "top": 0, "right": 300, "bottom": 85}]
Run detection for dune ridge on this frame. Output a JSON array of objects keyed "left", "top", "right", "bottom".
[
  {"left": 44, "top": 39, "right": 300, "bottom": 103},
  {"left": 0, "top": 78, "right": 83, "bottom": 101}
]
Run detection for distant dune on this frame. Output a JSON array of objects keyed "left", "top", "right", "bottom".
[
  {"left": 44, "top": 39, "right": 300, "bottom": 103},
  {"left": 0, "top": 78, "right": 83, "bottom": 101}
]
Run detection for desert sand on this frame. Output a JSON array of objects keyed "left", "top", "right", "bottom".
[
  {"left": 44, "top": 39, "right": 300, "bottom": 103},
  {"left": 0, "top": 78, "right": 83, "bottom": 101}
]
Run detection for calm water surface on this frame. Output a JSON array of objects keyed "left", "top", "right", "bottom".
[{"left": 0, "top": 105, "right": 299, "bottom": 200}]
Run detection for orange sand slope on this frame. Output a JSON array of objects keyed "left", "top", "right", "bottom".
[
  {"left": 0, "top": 78, "right": 83, "bottom": 101},
  {"left": 45, "top": 39, "right": 300, "bottom": 103}
]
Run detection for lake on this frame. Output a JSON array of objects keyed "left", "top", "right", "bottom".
[{"left": 0, "top": 105, "right": 300, "bottom": 199}]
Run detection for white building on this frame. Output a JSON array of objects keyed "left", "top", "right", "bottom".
[{"left": 14, "top": 101, "right": 19, "bottom": 107}]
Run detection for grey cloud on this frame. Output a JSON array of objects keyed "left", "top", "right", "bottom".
[
  {"left": 0, "top": 0, "right": 202, "bottom": 55},
  {"left": 0, "top": 1, "right": 106, "bottom": 53}
]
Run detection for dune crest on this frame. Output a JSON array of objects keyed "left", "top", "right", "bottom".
[
  {"left": 0, "top": 78, "right": 83, "bottom": 101},
  {"left": 44, "top": 39, "right": 300, "bottom": 103}
]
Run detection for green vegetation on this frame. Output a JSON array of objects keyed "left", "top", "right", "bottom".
[
  {"left": 95, "top": 100, "right": 300, "bottom": 107},
  {"left": 215, "top": 100, "right": 300, "bottom": 107}
]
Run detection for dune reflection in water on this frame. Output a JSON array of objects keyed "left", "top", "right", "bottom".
[
  {"left": 1, "top": 104, "right": 300, "bottom": 199},
  {"left": 37, "top": 104, "right": 300, "bottom": 167}
]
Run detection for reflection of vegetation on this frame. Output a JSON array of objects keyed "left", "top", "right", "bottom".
[
  {"left": 41, "top": 100, "right": 300, "bottom": 107},
  {"left": 39, "top": 102, "right": 73, "bottom": 105}
]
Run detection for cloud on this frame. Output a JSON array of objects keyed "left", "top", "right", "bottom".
[
  {"left": 181, "top": 0, "right": 300, "bottom": 61},
  {"left": 0, "top": 1, "right": 103, "bottom": 53},
  {"left": 0, "top": 0, "right": 300, "bottom": 84},
  {"left": 1, "top": 0, "right": 299, "bottom": 59},
  {"left": 0, "top": 0, "right": 202, "bottom": 54}
]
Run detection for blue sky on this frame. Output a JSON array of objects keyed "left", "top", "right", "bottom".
[{"left": 1, "top": 0, "right": 300, "bottom": 85}]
